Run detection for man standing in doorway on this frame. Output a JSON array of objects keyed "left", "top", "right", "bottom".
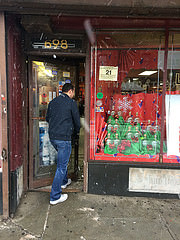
[{"left": 46, "top": 83, "right": 80, "bottom": 205}]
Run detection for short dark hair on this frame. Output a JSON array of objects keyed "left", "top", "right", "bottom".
[{"left": 62, "top": 83, "right": 74, "bottom": 93}]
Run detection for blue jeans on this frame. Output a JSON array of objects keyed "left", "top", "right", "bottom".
[{"left": 50, "top": 140, "right": 71, "bottom": 201}]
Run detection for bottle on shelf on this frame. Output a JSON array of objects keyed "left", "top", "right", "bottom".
[
  {"left": 126, "top": 111, "right": 133, "bottom": 124},
  {"left": 146, "top": 119, "right": 152, "bottom": 131},
  {"left": 134, "top": 126, "right": 141, "bottom": 139},
  {"left": 117, "top": 110, "right": 125, "bottom": 124},
  {"left": 114, "top": 119, "right": 120, "bottom": 133},
  {"left": 114, "top": 133, "right": 120, "bottom": 148},
  {"left": 106, "top": 133, "right": 114, "bottom": 147},
  {"left": 134, "top": 112, "right": 140, "bottom": 125},
  {"left": 142, "top": 134, "right": 149, "bottom": 150},
  {"left": 107, "top": 118, "right": 113, "bottom": 132},
  {"left": 111, "top": 105, "right": 115, "bottom": 118},
  {"left": 107, "top": 105, "right": 115, "bottom": 125},
  {"left": 125, "top": 126, "right": 133, "bottom": 140}
]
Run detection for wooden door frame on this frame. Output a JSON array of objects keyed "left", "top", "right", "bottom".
[
  {"left": 28, "top": 54, "right": 88, "bottom": 190},
  {"left": 0, "top": 12, "right": 9, "bottom": 217},
  {"left": 83, "top": 42, "right": 90, "bottom": 193},
  {"left": 28, "top": 59, "right": 53, "bottom": 189}
]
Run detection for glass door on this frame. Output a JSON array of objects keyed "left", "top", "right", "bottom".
[{"left": 29, "top": 59, "right": 77, "bottom": 189}]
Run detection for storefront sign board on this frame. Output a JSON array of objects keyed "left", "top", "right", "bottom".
[
  {"left": 26, "top": 34, "right": 85, "bottom": 54},
  {"left": 129, "top": 168, "right": 180, "bottom": 194}
]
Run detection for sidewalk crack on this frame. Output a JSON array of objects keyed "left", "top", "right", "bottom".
[
  {"left": 2, "top": 217, "right": 41, "bottom": 239},
  {"left": 158, "top": 213, "right": 179, "bottom": 240},
  {"left": 1, "top": 203, "right": 51, "bottom": 239},
  {"left": 40, "top": 204, "right": 51, "bottom": 239}
]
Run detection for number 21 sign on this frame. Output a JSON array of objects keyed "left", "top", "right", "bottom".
[{"left": 99, "top": 66, "right": 118, "bottom": 81}]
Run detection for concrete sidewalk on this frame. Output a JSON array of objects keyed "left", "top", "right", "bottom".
[{"left": 0, "top": 190, "right": 180, "bottom": 240}]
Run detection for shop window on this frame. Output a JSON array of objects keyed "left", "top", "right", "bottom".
[
  {"left": 90, "top": 31, "right": 180, "bottom": 164},
  {"left": 164, "top": 33, "right": 180, "bottom": 164}
]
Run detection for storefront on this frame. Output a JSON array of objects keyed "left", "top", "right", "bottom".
[
  {"left": 0, "top": 1, "right": 180, "bottom": 217},
  {"left": 88, "top": 28, "right": 180, "bottom": 196},
  {"left": 0, "top": 13, "right": 87, "bottom": 216}
]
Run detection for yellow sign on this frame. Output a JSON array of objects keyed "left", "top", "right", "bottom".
[
  {"left": 175, "top": 73, "right": 180, "bottom": 85},
  {"left": 99, "top": 66, "right": 118, "bottom": 81},
  {"left": 63, "top": 72, "right": 70, "bottom": 78}
]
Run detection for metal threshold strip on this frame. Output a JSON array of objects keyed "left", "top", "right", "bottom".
[
  {"left": 30, "top": 180, "right": 84, "bottom": 193},
  {"left": 31, "top": 187, "right": 82, "bottom": 193}
]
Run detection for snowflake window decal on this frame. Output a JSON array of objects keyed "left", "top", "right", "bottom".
[{"left": 118, "top": 97, "right": 133, "bottom": 113}]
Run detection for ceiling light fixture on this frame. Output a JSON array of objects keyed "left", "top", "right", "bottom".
[
  {"left": 139, "top": 71, "right": 157, "bottom": 76},
  {"left": 44, "top": 69, "right": 53, "bottom": 77}
]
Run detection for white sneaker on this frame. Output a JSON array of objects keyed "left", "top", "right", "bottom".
[
  {"left": 50, "top": 194, "right": 68, "bottom": 205},
  {"left": 61, "top": 179, "right": 72, "bottom": 189}
]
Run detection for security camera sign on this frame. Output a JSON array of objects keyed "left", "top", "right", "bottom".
[{"left": 99, "top": 66, "right": 118, "bottom": 81}]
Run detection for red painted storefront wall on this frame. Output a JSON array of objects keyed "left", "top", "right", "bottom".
[{"left": 7, "top": 15, "right": 24, "bottom": 171}]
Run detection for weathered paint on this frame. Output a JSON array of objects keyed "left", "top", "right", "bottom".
[
  {"left": 88, "top": 162, "right": 180, "bottom": 198},
  {"left": 129, "top": 168, "right": 180, "bottom": 194},
  {"left": 10, "top": 165, "right": 23, "bottom": 214},
  {"left": 7, "top": 15, "right": 24, "bottom": 171},
  {"left": 0, "top": 0, "right": 180, "bottom": 17},
  {"left": 0, "top": 12, "right": 9, "bottom": 217}
]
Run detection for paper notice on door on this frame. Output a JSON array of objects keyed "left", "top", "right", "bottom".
[
  {"left": 49, "top": 92, "right": 52, "bottom": 102},
  {"left": 166, "top": 95, "right": 180, "bottom": 156},
  {"left": 53, "top": 91, "right": 56, "bottom": 99}
]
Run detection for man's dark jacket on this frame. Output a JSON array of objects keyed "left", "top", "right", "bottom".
[{"left": 46, "top": 93, "right": 80, "bottom": 141}]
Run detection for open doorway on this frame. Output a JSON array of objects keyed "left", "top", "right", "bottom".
[{"left": 28, "top": 56, "right": 85, "bottom": 191}]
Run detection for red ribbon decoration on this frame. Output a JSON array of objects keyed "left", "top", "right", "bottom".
[
  {"left": 131, "top": 136, "right": 139, "bottom": 142},
  {"left": 117, "top": 140, "right": 131, "bottom": 152},
  {"left": 109, "top": 143, "right": 115, "bottom": 149},
  {"left": 147, "top": 145, "right": 153, "bottom": 151},
  {"left": 111, "top": 127, "right": 117, "bottom": 134}
]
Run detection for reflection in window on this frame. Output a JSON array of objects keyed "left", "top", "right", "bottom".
[
  {"left": 165, "top": 33, "right": 180, "bottom": 161},
  {"left": 32, "top": 61, "right": 76, "bottom": 172}
]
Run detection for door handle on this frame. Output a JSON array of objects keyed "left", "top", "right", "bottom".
[{"left": 1, "top": 148, "right": 7, "bottom": 161}]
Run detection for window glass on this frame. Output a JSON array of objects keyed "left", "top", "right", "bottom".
[
  {"left": 90, "top": 31, "right": 168, "bottom": 163},
  {"left": 31, "top": 61, "right": 76, "bottom": 176},
  {"left": 164, "top": 33, "right": 180, "bottom": 164}
]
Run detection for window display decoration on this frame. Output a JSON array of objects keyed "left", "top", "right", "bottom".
[
  {"left": 97, "top": 92, "right": 103, "bottom": 99},
  {"left": 93, "top": 91, "right": 180, "bottom": 163},
  {"left": 90, "top": 32, "right": 180, "bottom": 164},
  {"left": 94, "top": 92, "right": 166, "bottom": 157},
  {"left": 97, "top": 49, "right": 158, "bottom": 84},
  {"left": 103, "top": 108, "right": 165, "bottom": 156}
]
